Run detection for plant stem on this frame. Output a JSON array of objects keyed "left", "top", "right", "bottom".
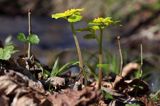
[
  {"left": 28, "top": 10, "right": 31, "bottom": 59},
  {"left": 117, "top": 36, "right": 123, "bottom": 76},
  {"left": 70, "top": 23, "right": 84, "bottom": 82},
  {"left": 98, "top": 27, "right": 103, "bottom": 89}
]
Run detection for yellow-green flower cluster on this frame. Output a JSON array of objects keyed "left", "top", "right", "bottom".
[
  {"left": 52, "top": 8, "right": 84, "bottom": 23},
  {"left": 89, "top": 17, "right": 114, "bottom": 30},
  {"left": 93, "top": 17, "right": 113, "bottom": 26}
]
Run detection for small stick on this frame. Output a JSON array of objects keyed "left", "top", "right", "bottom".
[
  {"left": 140, "top": 43, "right": 143, "bottom": 77},
  {"left": 117, "top": 36, "right": 123, "bottom": 76},
  {"left": 28, "top": 10, "right": 31, "bottom": 35},
  {"left": 28, "top": 10, "right": 31, "bottom": 59}
]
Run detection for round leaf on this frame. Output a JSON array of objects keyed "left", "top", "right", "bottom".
[
  {"left": 27, "top": 34, "right": 40, "bottom": 44},
  {"left": 17, "top": 33, "right": 26, "bottom": 42}
]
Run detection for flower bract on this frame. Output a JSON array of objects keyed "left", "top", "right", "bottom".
[{"left": 51, "top": 8, "right": 84, "bottom": 23}]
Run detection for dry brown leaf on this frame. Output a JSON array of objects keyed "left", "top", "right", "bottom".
[
  {"left": 0, "top": 69, "right": 50, "bottom": 106},
  {"left": 139, "top": 95, "right": 155, "bottom": 106},
  {"left": 122, "top": 63, "right": 139, "bottom": 78},
  {"left": 12, "top": 95, "right": 37, "bottom": 106},
  {"left": 0, "top": 75, "right": 19, "bottom": 95},
  {"left": 0, "top": 94, "right": 9, "bottom": 106},
  {"left": 101, "top": 87, "right": 123, "bottom": 97},
  {"left": 98, "top": 100, "right": 107, "bottom": 106},
  {"left": 108, "top": 100, "right": 124, "bottom": 106},
  {"left": 126, "top": 79, "right": 150, "bottom": 97},
  {"left": 47, "top": 76, "right": 65, "bottom": 90},
  {"left": 113, "top": 75, "right": 124, "bottom": 90},
  {"left": 28, "top": 80, "right": 45, "bottom": 93}
]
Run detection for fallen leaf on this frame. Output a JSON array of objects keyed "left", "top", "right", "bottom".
[
  {"left": 48, "top": 87, "right": 100, "bottom": 106},
  {"left": 122, "top": 63, "right": 139, "bottom": 78}
]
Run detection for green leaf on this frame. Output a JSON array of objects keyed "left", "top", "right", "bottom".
[
  {"left": 51, "top": 13, "right": 65, "bottom": 19},
  {"left": 135, "top": 70, "right": 142, "bottom": 78},
  {"left": 76, "top": 27, "right": 91, "bottom": 32},
  {"left": 17, "top": 33, "right": 27, "bottom": 42},
  {"left": 2, "top": 49, "right": 11, "bottom": 60},
  {"left": 104, "top": 92, "right": 113, "bottom": 99},
  {"left": 4, "top": 45, "right": 14, "bottom": 51},
  {"left": 0, "top": 45, "right": 17, "bottom": 60},
  {"left": 97, "top": 64, "right": 109, "bottom": 68},
  {"left": 125, "top": 104, "right": 140, "bottom": 106},
  {"left": 90, "top": 26, "right": 101, "bottom": 30},
  {"left": 50, "top": 58, "right": 59, "bottom": 77},
  {"left": 68, "top": 14, "right": 82, "bottom": 23},
  {"left": 27, "top": 34, "right": 40, "bottom": 44},
  {"left": 101, "top": 88, "right": 113, "bottom": 100},
  {"left": 83, "top": 34, "right": 96, "bottom": 39},
  {"left": 58, "top": 61, "right": 79, "bottom": 75},
  {"left": 43, "top": 69, "right": 51, "bottom": 78}
]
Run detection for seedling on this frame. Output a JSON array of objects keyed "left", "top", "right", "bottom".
[
  {"left": 17, "top": 11, "right": 39, "bottom": 59},
  {"left": 17, "top": 32, "right": 40, "bottom": 58},
  {"left": 51, "top": 9, "right": 84, "bottom": 82}
]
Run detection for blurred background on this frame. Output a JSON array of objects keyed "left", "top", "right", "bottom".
[{"left": 0, "top": 0, "right": 160, "bottom": 91}]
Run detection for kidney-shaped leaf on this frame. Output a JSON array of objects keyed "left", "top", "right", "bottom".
[
  {"left": 17, "top": 33, "right": 27, "bottom": 42},
  {"left": 27, "top": 34, "right": 40, "bottom": 44}
]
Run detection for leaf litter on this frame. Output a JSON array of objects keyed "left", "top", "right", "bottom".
[{"left": 0, "top": 54, "right": 156, "bottom": 106}]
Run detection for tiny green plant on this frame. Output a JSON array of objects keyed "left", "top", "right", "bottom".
[
  {"left": 50, "top": 58, "right": 79, "bottom": 77},
  {"left": 0, "top": 36, "right": 17, "bottom": 60},
  {"left": 51, "top": 8, "right": 84, "bottom": 82},
  {"left": 87, "top": 17, "right": 116, "bottom": 89},
  {"left": 17, "top": 10, "right": 40, "bottom": 59},
  {"left": 42, "top": 58, "right": 79, "bottom": 78},
  {"left": 17, "top": 32, "right": 40, "bottom": 58}
]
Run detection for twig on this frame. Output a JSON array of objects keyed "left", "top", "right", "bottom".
[
  {"left": 28, "top": 10, "right": 31, "bottom": 59},
  {"left": 117, "top": 36, "right": 123, "bottom": 76},
  {"left": 140, "top": 43, "right": 143, "bottom": 77}
]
